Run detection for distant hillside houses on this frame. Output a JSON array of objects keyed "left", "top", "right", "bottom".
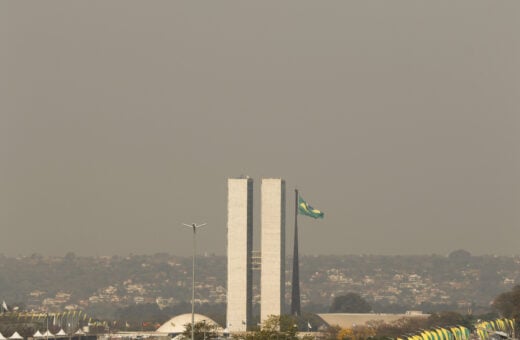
[{"left": 0, "top": 252, "right": 517, "bottom": 317}]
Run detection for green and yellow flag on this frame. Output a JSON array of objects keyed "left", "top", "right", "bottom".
[{"left": 298, "top": 195, "right": 324, "bottom": 219}]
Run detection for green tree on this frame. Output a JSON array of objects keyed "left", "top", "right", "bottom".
[
  {"left": 234, "top": 315, "right": 298, "bottom": 340},
  {"left": 493, "top": 285, "right": 520, "bottom": 319},
  {"left": 329, "top": 293, "right": 371, "bottom": 313},
  {"left": 182, "top": 320, "right": 219, "bottom": 340},
  {"left": 321, "top": 325, "right": 341, "bottom": 340}
]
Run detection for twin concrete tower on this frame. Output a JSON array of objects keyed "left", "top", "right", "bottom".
[{"left": 226, "top": 177, "right": 286, "bottom": 333}]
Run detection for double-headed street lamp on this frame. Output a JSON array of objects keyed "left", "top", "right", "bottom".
[{"left": 183, "top": 223, "right": 207, "bottom": 340}]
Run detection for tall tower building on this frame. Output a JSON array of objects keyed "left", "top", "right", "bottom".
[
  {"left": 226, "top": 178, "right": 253, "bottom": 333},
  {"left": 260, "top": 178, "right": 286, "bottom": 324}
]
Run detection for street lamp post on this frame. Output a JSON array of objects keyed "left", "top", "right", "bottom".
[{"left": 183, "top": 223, "right": 207, "bottom": 340}]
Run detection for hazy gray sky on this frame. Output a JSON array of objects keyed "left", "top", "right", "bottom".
[{"left": 2, "top": 1, "right": 519, "bottom": 257}]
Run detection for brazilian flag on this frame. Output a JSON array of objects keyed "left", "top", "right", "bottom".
[{"left": 298, "top": 195, "right": 324, "bottom": 219}]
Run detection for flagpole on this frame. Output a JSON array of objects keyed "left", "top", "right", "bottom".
[{"left": 291, "top": 189, "right": 301, "bottom": 316}]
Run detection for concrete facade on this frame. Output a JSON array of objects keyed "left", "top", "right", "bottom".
[
  {"left": 226, "top": 178, "right": 253, "bottom": 332},
  {"left": 260, "top": 178, "right": 286, "bottom": 324}
]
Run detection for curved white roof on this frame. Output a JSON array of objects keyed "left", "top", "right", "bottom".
[{"left": 157, "top": 313, "right": 220, "bottom": 334}]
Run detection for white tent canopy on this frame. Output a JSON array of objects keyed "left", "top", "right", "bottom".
[
  {"left": 55, "top": 329, "right": 67, "bottom": 337},
  {"left": 0, "top": 332, "right": 6, "bottom": 340},
  {"left": 74, "top": 330, "right": 85, "bottom": 335},
  {"left": 9, "top": 332, "right": 23, "bottom": 340},
  {"left": 33, "top": 330, "right": 44, "bottom": 338},
  {"left": 42, "top": 330, "right": 54, "bottom": 337}
]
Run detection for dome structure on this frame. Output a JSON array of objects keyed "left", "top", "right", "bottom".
[{"left": 157, "top": 313, "right": 221, "bottom": 334}]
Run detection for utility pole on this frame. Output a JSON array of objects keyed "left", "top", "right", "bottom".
[{"left": 183, "top": 223, "right": 207, "bottom": 340}]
